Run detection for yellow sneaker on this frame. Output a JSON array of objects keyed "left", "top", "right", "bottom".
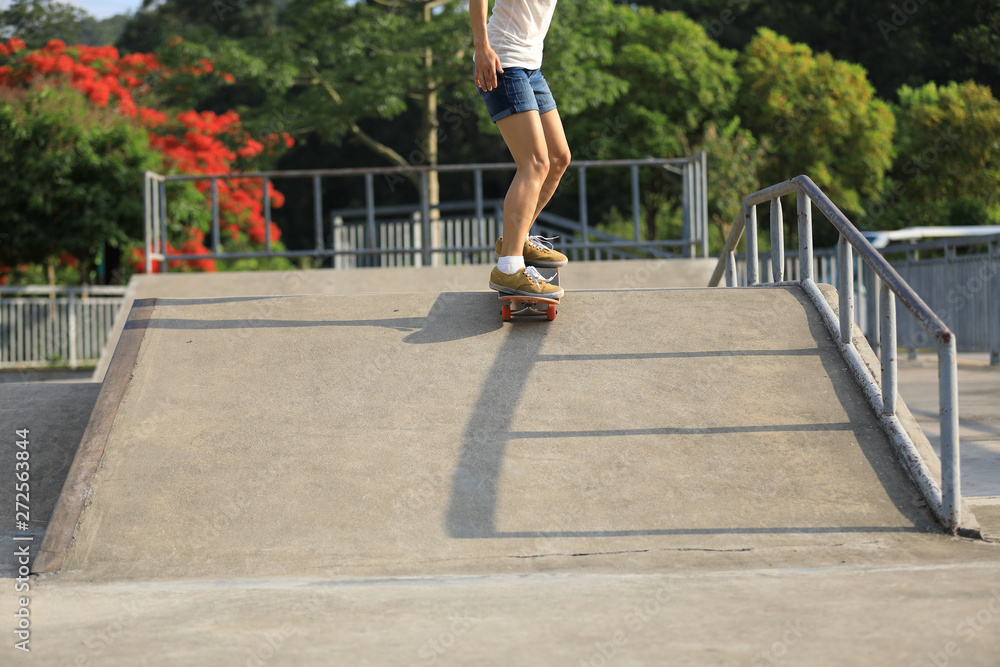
[
  {"left": 495, "top": 235, "right": 568, "bottom": 268},
  {"left": 489, "top": 266, "right": 564, "bottom": 299}
]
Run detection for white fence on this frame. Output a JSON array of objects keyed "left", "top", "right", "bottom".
[
  {"left": 332, "top": 214, "right": 499, "bottom": 268},
  {"left": 737, "top": 244, "right": 1000, "bottom": 358},
  {"left": 0, "top": 286, "right": 126, "bottom": 369},
  {"left": 895, "top": 253, "right": 998, "bottom": 353}
]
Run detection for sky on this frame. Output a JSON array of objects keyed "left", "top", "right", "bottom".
[{"left": 66, "top": 1, "right": 143, "bottom": 19}]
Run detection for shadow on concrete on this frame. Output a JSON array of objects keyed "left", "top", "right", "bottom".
[
  {"left": 909, "top": 407, "right": 1000, "bottom": 438},
  {"left": 800, "top": 288, "right": 942, "bottom": 533},
  {"left": 0, "top": 383, "right": 100, "bottom": 576},
  {"left": 138, "top": 292, "right": 502, "bottom": 344},
  {"left": 446, "top": 285, "right": 943, "bottom": 540},
  {"left": 492, "top": 526, "right": 922, "bottom": 538}
]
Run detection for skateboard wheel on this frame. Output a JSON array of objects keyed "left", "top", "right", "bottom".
[
  {"left": 546, "top": 304, "right": 557, "bottom": 321},
  {"left": 501, "top": 304, "right": 512, "bottom": 321}
]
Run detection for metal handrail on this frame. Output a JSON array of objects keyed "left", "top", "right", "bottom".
[
  {"left": 880, "top": 232, "right": 1000, "bottom": 256},
  {"left": 709, "top": 175, "right": 964, "bottom": 534},
  {"left": 143, "top": 155, "right": 710, "bottom": 272},
  {"left": 0, "top": 286, "right": 127, "bottom": 296}
]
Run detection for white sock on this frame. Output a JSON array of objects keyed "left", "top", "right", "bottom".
[{"left": 497, "top": 255, "right": 525, "bottom": 274}]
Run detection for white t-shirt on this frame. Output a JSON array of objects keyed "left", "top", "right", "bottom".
[{"left": 487, "top": 0, "right": 559, "bottom": 70}]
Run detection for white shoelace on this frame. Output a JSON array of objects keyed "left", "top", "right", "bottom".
[
  {"left": 524, "top": 265, "right": 556, "bottom": 287},
  {"left": 526, "top": 235, "right": 558, "bottom": 251}
]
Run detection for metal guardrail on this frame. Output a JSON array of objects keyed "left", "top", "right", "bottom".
[
  {"left": 0, "top": 286, "right": 126, "bottom": 369},
  {"left": 728, "top": 235, "right": 1000, "bottom": 363},
  {"left": 886, "top": 234, "right": 1000, "bottom": 365},
  {"left": 709, "top": 175, "right": 964, "bottom": 534},
  {"left": 143, "top": 155, "right": 710, "bottom": 270}
]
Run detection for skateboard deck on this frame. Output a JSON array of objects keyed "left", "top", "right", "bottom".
[{"left": 498, "top": 267, "right": 561, "bottom": 321}]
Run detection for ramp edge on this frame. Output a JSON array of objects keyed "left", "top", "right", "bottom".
[
  {"left": 33, "top": 298, "right": 157, "bottom": 574},
  {"left": 799, "top": 281, "right": 981, "bottom": 538}
]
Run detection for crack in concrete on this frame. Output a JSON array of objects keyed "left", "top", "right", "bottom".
[{"left": 512, "top": 549, "right": 652, "bottom": 559}]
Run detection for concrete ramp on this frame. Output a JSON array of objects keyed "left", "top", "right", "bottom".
[{"left": 41, "top": 286, "right": 946, "bottom": 582}]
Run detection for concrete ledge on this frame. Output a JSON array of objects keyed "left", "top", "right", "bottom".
[
  {"left": 92, "top": 260, "right": 717, "bottom": 381},
  {"left": 33, "top": 299, "right": 155, "bottom": 574}
]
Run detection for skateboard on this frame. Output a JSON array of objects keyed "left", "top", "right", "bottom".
[{"left": 498, "top": 267, "right": 561, "bottom": 321}]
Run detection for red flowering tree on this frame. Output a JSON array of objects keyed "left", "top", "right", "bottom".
[{"left": 0, "top": 36, "right": 294, "bottom": 280}]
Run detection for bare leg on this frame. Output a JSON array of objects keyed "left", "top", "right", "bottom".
[
  {"left": 495, "top": 110, "right": 550, "bottom": 258},
  {"left": 530, "top": 109, "right": 572, "bottom": 224}
]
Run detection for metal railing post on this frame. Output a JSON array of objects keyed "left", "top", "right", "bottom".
[
  {"left": 880, "top": 283, "right": 897, "bottom": 415},
  {"left": 991, "top": 239, "right": 999, "bottom": 366},
  {"left": 838, "top": 234, "right": 854, "bottom": 345},
  {"left": 864, "top": 262, "right": 880, "bottom": 347},
  {"left": 159, "top": 180, "right": 168, "bottom": 273},
  {"left": 631, "top": 164, "right": 641, "bottom": 244},
  {"left": 420, "top": 171, "right": 432, "bottom": 266},
  {"left": 770, "top": 197, "right": 784, "bottom": 282},
  {"left": 725, "top": 252, "right": 737, "bottom": 287},
  {"left": 797, "top": 188, "right": 813, "bottom": 282},
  {"left": 938, "top": 336, "right": 961, "bottom": 533},
  {"left": 907, "top": 248, "right": 918, "bottom": 360},
  {"left": 700, "top": 151, "right": 709, "bottom": 258},
  {"left": 144, "top": 173, "right": 152, "bottom": 274},
  {"left": 746, "top": 205, "right": 759, "bottom": 285},
  {"left": 67, "top": 291, "right": 77, "bottom": 369},
  {"left": 474, "top": 168, "right": 484, "bottom": 238},
  {"left": 211, "top": 178, "right": 220, "bottom": 254},
  {"left": 579, "top": 167, "right": 589, "bottom": 256},
  {"left": 314, "top": 175, "right": 324, "bottom": 261},
  {"left": 365, "top": 173, "right": 376, "bottom": 267},
  {"left": 263, "top": 177, "right": 272, "bottom": 255}
]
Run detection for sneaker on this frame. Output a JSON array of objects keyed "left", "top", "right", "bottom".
[
  {"left": 489, "top": 265, "right": 564, "bottom": 299},
  {"left": 495, "top": 235, "right": 568, "bottom": 268}
]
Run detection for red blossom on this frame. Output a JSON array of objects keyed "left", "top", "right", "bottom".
[{"left": 3, "top": 42, "right": 292, "bottom": 274}]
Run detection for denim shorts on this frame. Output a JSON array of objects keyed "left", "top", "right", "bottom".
[{"left": 477, "top": 67, "right": 557, "bottom": 123}]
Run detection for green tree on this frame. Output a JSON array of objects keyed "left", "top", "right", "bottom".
[
  {"left": 116, "top": 0, "right": 280, "bottom": 54},
  {"left": 0, "top": 85, "right": 160, "bottom": 284},
  {"left": 685, "top": 119, "right": 769, "bottom": 249},
  {"left": 76, "top": 13, "right": 130, "bottom": 46},
  {"left": 871, "top": 81, "right": 1000, "bottom": 229},
  {"left": 737, "top": 29, "right": 894, "bottom": 220},
  {"left": 624, "top": 0, "right": 1000, "bottom": 101},
  {"left": 0, "top": 0, "right": 86, "bottom": 47},
  {"left": 561, "top": 5, "right": 741, "bottom": 241}
]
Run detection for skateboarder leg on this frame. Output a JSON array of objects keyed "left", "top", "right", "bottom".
[{"left": 471, "top": 0, "right": 568, "bottom": 299}]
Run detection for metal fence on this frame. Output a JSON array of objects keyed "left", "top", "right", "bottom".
[
  {"left": 142, "top": 155, "right": 710, "bottom": 270},
  {"left": 0, "top": 286, "right": 126, "bottom": 369},
  {"left": 731, "top": 234, "right": 1000, "bottom": 361},
  {"left": 710, "top": 175, "right": 965, "bottom": 534}
]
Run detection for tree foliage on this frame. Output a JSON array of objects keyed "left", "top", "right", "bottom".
[
  {"left": 0, "top": 37, "right": 297, "bottom": 282},
  {"left": 737, "top": 29, "right": 894, "bottom": 216},
  {"left": 870, "top": 81, "right": 1000, "bottom": 229},
  {"left": 0, "top": 0, "right": 85, "bottom": 48},
  {"left": 0, "top": 84, "right": 156, "bottom": 275},
  {"left": 624, "top": 0, "right": 1000, "bottom": 101}
]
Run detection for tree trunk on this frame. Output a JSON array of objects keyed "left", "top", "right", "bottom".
[{"left": 423, "top": 0, "right": 442, "bottom": 265}]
